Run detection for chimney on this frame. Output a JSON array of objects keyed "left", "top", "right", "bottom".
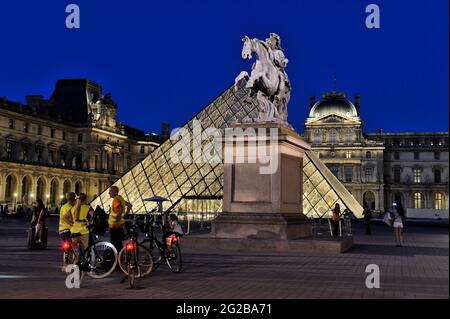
[
  {"left": 161, "top": 122, "right": 170, "bottom": 139},
  {"left": 354, "top": 94, "right": 360, "bottom": 115},
  {"left": 309, "top": 96, "right": 316, "bottom": 110}
]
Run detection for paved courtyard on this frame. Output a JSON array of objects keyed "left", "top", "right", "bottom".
[{"left": 0, "top": 217, "right": 448, "bottom": 299}]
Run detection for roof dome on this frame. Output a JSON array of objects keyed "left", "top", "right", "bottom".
[{"left": 309, "top": 92, "right": 358, "bottom": 118}]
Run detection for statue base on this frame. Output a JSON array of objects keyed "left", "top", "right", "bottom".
[{"left": 212, "top": 122, "right": 313, "bottom": 240}]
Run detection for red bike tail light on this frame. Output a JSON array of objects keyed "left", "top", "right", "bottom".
[
  {"left": 126, "top": 243, "right": 135, "bottom": 251},
  {"left": 62, "top": 241, "right": 71, "bottom": 251},
  {"left": 170, "top": 234, "right": 178, "bottom": 243}
]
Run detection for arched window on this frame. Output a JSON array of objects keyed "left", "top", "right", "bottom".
[
  {"left": 75, "top": 181, "right": 81, "bottom": 195},
  {"left": 21, "top": 176, "right": 31, "bottom": 198},
  {"left": 50, "top": 179, "right": 58, "bottom": 205},
  {"left": 435, "top": 193, "right": 443, "bottom": 210},
  {"left": 36, "top": 178, "right": 45, "bottom": 201},
  {"left": 413, "top": 192, "right": 423, "bottom": 209},
  {"left": 63, "top": 180, "right": 71, "bottom": 195},
  {"left": 5, "top": 175, "right": 17, "bottom": 201},
  {"left": 366, "top": 151, "right": 372, "bottom": 159}
]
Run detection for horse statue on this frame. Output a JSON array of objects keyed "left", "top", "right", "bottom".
[{"left": 234, "top": 34, "right": 291, "bottom": 125}]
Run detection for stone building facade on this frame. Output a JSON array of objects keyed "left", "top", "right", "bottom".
[
  {"left": 304, "top": 91, "right": 449, "bottom": 217},
  {"left": 0, "top": 79, "right": 168, "bottom": 209}
]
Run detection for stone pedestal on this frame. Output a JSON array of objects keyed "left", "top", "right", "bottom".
[{"left": 212, "top": 123, "right": 312, "bottom": 240}]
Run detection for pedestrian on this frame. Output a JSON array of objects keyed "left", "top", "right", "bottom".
[
  {"left": 362, "top": 201, "right": 372, "bottom": 235},
  {"left": 107, "top": 186, "right": 132, "bottom": 253},
  {"left": 31, "top": 199, "right": 47, "bottom": 244},
  {"left": 330, "top": 203, "right": 341, "bottom": 237},
  {"left": 392, "top": 202, "right": 405, "bottom": 247}
]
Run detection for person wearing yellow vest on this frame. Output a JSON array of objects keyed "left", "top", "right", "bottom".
[
  {"left": 62, "top": 193, "right": 94, "bottom": 258},
  {"left": 108, "top": 186, "right": 132, "bottom": 253},
  {"left": 59, "top": 192, "right": 76, "bottom": 271}
]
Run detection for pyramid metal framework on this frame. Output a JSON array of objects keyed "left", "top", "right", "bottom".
[{"left": 90, "top": 84, "right": 363, "bottom": 218}]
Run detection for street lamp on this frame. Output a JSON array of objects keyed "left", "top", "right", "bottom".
[{"left": 13, "top": 193, "right": 17, "bottom": 212}]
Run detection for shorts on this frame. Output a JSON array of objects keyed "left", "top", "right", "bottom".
[
  {"left": 393, "top": 221, "right": 403, "bottom": 228},
  {"left": 59, "top": 230, "right": 71, "bottom": 242}
]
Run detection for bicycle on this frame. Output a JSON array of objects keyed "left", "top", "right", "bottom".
[
  {"left": 118, "top": 214, "right": 153, "bottom": 288},
  {"left": 140, "top": 212, "right": 183, "bottom": 273},
  {"left": 61, "top": 225, "right": 118, "bottom": 282}
]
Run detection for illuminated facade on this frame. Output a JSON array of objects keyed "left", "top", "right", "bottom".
[{"left": 0, "top": 79, "right": 167, "bottom": 209}]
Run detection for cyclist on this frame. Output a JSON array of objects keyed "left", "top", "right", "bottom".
[
  {"left": 164, "top": 213, "right": 183, "bottom": 258},
  {"left": 108, "top": 186, "right": 132, "bottom": 253},
  {"left": 62, "top": 193, "right": 94, "bottom": 263},
  {"left": 59, "top": 192, "right": 76, "bottom": 271}
]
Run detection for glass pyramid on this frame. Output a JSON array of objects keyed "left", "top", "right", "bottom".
[{"left": 90, "top": 83, "right": 363, "bottom": 219}]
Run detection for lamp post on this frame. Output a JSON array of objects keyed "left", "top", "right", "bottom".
[
  {"left": 13, "top": 193, "right": 18, "bottom": 212},
  {"left": 46, "top": 194, "right": 50, "bottom": 209}
]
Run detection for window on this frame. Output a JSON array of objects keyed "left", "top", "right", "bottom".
[
  {"left": 9, "top": 119, "right": 14, "bottom": 129},
  {"left": 140, "top": 145, "right": 145, "bottom": 154},
  {"left": 394, "top": 152, "right": 400, "bottom": 160},
  {"left": 127, "top": 143, "right": 131, "bottom": 152},
  {"left": 314, "top": 132, "right": 321, "bottom": 144},
  {"left": 95, "top": 155, "right": 99, "bottom": 170},
  {"left": 49, "top": 150, "right": 54, "bottom": 164},
  {"left": 38, "top": 125, "right": 42, "bottom": 135},
  {"left": 345, "top": 131, "right": 352, "bottom": 143},
  {"left": 23, "top": 123, "right": 29, "bottom": 133},
  {"left": 96, "top": 135, "right": 99, "bottom": 143},
  {"left": 51, "top": 128, "right": 55, "bottom": 138},
  {"left": 414, "top": 192, "right": 422, "bottom": 209},
  {"left": 413, "top": 169, "right": 421, "bottom": 183},
  {"left": 434, "top": 152, "right": 440, "bottom": 160},
  {"left": 414, "top": 152, "right": 420, "bottom": 160},
  {"left": 6, "top": 142, "right": 13, "bottom": 160},
  {"left": 435, "top": 193, "right": 443, "bottom": 210},
  {"left": 393, "top": 167, "right": 401, "bottom": 183},
  {"left": 22, "top": 146, "right": 29, "bottom": 162},
  {"left": 345, "top": 151, "right": 352, "bottom": 159},
  {"left": 62, "top": 131, "right": 66, "bottom": 140},
  {"left": 330, "top": 131, "right": 336, "bottom": 144},
  {"left": 78, "top": 133, "right": 83, "bottom": 142},
  {"left": 344, "top": 166, "right": 353, "bottom": 182},
  {"left": 434, "top": 169, "right": 441, "bottom": 183},
  {"left": 326, "top": 164, "right": 339, "bottom": 179},
  {"left": 365, "top": 168, "right": 373, "bottom": 182},
  {"left": 366, "top": 151, "right": 372, "bottom": 159}
]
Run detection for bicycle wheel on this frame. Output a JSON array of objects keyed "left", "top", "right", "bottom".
[
  {"left": 166, "top": 242, "right": 182, "bottom": 273},
  {"left": 119, "top": 244, "right": 153, "bottom": 277},
  {"left": 85, "top": 241, "right": 118, "bottom": 279}
]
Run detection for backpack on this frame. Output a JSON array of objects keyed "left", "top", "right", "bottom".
[{"left": 92, "top": 205, "right": 108, "bottom": 236}]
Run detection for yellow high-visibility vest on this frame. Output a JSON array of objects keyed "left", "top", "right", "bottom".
[
  {"left": 70, "top": 204, "right": 91, "bottom": 235},
  {"left": 59, "top": 203, "right": 73, "bottom": 231},
  {"left": 108, "top": 195, "right": 127, "bottom": 227}
]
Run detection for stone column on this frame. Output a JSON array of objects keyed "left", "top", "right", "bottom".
[{"left": 212, "top": 123, "right": 312, "bottom": 240}]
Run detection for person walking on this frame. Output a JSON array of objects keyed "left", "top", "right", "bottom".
[
  {"left": 392, "top": 202, "right": 405, "bottom": 247},
  {"left": 330, "top": 203, "right": 341, "bottom": 237},
  {"left": 362, "top": 201, "right": 372, "bottom": 235},
  {"left": 107, "top": 186, "right": 132, "bottom": 253}
]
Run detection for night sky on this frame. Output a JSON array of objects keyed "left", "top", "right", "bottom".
[{"left": 0, "top": 0, "right": 448, "bottom": 134}]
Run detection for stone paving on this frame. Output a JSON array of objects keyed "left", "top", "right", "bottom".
[{"left": 0, "top": 217, "right": 447, "bottom": 299}]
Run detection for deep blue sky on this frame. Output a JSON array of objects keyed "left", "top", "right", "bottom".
[{"left": 0, "top": 0, "right": 448, "bottom": 134}]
